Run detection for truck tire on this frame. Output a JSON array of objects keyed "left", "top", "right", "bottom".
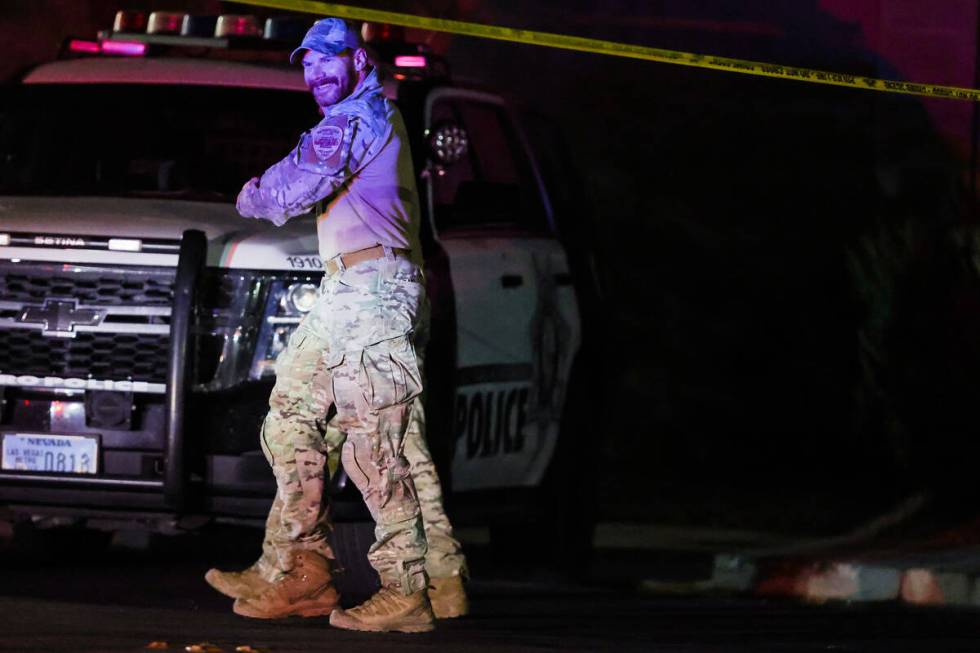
[{"left": 329, "top": 520, "right": 380, "bottom": 607}]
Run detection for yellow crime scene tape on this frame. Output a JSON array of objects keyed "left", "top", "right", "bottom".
[{"left": 233, "top": 0, "right": 980, "bottom": 103}]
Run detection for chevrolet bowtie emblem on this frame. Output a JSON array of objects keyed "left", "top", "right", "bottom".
[{"left": 18, "top": 300, "right": 104, "bottom": 337}]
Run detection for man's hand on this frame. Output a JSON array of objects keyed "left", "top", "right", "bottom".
[{"left": 236, "top": 177, "right": 261, "bottom": 218}]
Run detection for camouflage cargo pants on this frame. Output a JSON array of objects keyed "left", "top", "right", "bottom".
[{"left": 256, "top": 252, "right": 465, "bottom": 594}]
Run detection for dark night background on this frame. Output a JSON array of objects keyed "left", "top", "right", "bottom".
[{"left": 2, "top": 0, "right": 979, "bottom": 537}]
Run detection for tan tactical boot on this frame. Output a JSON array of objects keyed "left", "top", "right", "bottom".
[
  {"left": 204, "top": 566, "right": 269, "bottom": 599},
  {"left": 232, "top": 551, "right": 339, "bottom": 619},
  {"left": 428, "top": 575, "right": 469, "bottom": 619},
  {"left": 329, "top": 587, "right": 435, "bottom": 633}
]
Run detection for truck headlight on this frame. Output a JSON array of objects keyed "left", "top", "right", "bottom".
[
  {"left": 285, "top": 282, "right": 318, "bottom": 314},
  {"left": 249, "top": 280, "right": 320, "bottom": 380}
]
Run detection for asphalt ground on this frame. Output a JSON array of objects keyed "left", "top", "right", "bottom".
[{"left": 3, "top": 526, "right": 980, "bottom": 652}]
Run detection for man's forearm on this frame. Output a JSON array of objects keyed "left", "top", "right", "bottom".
[
  {"left": 237, "top": 183, "right": 303, "bottom": 226},
  {"left": 237, "top": 160, "right": 333, "bottom": 225}
]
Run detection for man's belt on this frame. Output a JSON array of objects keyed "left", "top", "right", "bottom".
[{"left": 324, "top": 244, "right": 411, "bottom": 276}]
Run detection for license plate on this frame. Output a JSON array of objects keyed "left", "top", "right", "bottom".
[{"left": 1, "top": 433, "right": 99, "bottom": 475}]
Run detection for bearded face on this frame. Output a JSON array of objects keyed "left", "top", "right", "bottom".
[{"left": 302, "top": 49, "right": 358, "bottom": 109}]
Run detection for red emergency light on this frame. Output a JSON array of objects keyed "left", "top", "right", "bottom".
[
  {"left": 68, "top": 39, "right": 101, "bottom": 54},
  {"left": 394, "top": 55, "right": 427, "bottom": 68},
  {"left": 215, "top": 15, "right": 262, "bottom": 38},
  {"left": 68, "top": 38, "right": 146, "bottom": 57},
  {"left": 147, "top": 11, "right": 184, "bottom": 35},
  {"left": 364, "top": 23, "right": 406, "bottom": 43},
  {"left": 101, "top": 40, "right": 147, "bottom": 56},
  {"left": 112, "top": 10, "right": 147, "bottom": 33}
]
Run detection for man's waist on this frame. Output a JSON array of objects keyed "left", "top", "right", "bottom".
[{"left": 324, "top": 244, "right": 412, "bottom": 276}]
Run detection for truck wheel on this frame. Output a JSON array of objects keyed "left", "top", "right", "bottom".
[{"left": 330, "top": 520, "right": 380, "bottom": 607}]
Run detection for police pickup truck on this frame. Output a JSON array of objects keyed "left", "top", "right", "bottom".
[{"left": 0, "top": 12, "right": 599, "bottom": 588}]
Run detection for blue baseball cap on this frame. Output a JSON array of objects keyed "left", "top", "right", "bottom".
[{"left": 290, "top": 17, "right": 363, "bottom": 64}]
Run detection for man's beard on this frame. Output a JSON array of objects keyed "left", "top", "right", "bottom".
[{"left": 310, "top": 76, "right": 344, "bottom": 106}]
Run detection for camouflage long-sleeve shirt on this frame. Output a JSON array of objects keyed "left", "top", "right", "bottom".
[{"left": 237, "top": 69, "right": 421, "bottom": 261}]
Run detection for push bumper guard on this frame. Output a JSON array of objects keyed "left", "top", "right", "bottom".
[
  {"left": 0, "top": 230, "right": 206, "bottom": 513},
  {"left": 163, "top": 229, "right": 206, "bottom": 509}
]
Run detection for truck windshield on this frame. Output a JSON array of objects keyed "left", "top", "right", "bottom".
[{"left": 0, "top": 84, "right": 321, "bottom": 202}]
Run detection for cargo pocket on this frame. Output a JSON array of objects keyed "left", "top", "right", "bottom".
[
  {"left": 357, "top": 335, "right": 423, "bottom": 411},
  {"left": 319, "top": 348, "right": 346, "bottom": 411}
]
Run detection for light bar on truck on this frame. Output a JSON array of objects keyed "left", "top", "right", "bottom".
[
  {"left": 85, "top": 10, "right": 445, "bottom": 70},
  {"left": 0, "top": 234, "right": 10, "bottom": 246}
]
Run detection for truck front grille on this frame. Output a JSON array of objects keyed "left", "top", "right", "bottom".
[
  {"left": 0, "top": 330, "right": 169, "bottom": 384},
  {"left": 1, "top": 268, "right": 173, "bottom": 306},
  {"left": 0, "top": 262, "right": 175, "bottom": 388}
]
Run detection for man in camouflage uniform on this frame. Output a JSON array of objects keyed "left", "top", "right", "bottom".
[{"left": 203, "top": 17, "right": 466, "bottom": 633}]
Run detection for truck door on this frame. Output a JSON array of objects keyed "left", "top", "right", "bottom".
[{"left": 424, "top": 89, "right": 581, "bottom": 492}]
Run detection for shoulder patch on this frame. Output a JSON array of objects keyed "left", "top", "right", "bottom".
[
  {"left": 313, "top": 123, "right": 344, "bottom": 161},
  {"left": 296, "top": 113, "right": 352, "bottom": 174}
]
